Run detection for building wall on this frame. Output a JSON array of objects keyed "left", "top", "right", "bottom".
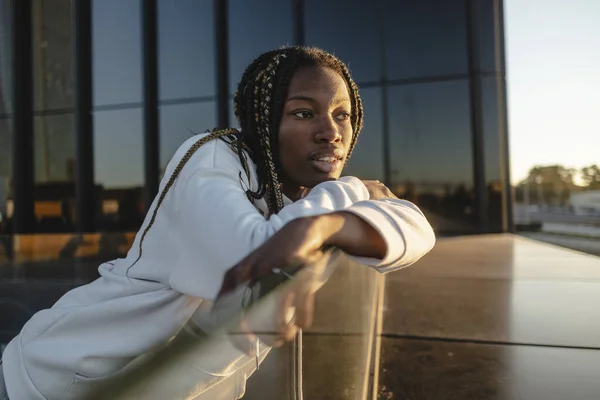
[{"left": 0, "top": 0, "right": 511, "bottom": 237}]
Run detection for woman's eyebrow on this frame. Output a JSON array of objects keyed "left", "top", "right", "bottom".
[
  {"left": 286, "top": 95, "right": 350, "bottom": 105},
  {"left": 286, "top": 95, "right": 316, "bottom": 103}
]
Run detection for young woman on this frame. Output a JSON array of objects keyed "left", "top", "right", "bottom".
[{"left": 0, "top": 46, "right": 435, "bottom": 400}]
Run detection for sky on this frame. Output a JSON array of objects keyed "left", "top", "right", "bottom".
[{"left": 504, "top": 0, "right": 600, "bottom": 184}]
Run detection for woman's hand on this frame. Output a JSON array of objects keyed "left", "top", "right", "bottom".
[
  {"left": 214, "top": 212, "right": 387, "bottom": 353},
  {"left": 225, "top": 268, "right": 323, "bottom": 354},
  {"left": 361, "top": 180, "right": 398, "bottom": 200},
  {"left": 215, "top": 217, "right": 328, "bottom": 299}
]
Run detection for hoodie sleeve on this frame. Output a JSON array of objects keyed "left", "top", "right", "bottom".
[
  {"left": 343, "top": 198, "right": 436, "bottom": 273},
  {"left": 168, "top": 138, "right": 434, "bottom": 300}
]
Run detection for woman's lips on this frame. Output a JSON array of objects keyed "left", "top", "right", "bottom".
[
  {"left": 310, "top": 157, "right": 343, "bottom": 173},
  {"left": 309, "top": 148, "right": 345, "bottom": 173}
]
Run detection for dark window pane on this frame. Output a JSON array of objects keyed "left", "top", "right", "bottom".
[
  {"left": 158, "top": 0, "right": 215, "bottom": 100},
  {"left": 387, "top": 80, "right": 475, "bottom": 233},
  {"left": 482, "top": 76, "right": 507, "bottom": 231},
  {"left": 32, "top": 0, "right": 74, "bottom": 111},
  {"left": 0, "top": 0, "right": 13, "bottom": 115},
  {"left": 228, "top": 0, "right": 292, "bottom": 93},
  {"left": 344, "top": 87, "right": 384, "bottom": 180},
  {"left": 93, "top": 0, "right": 142, "bottom": 106},
  {"left": 0, "top": 118, "right": 11, "bottom": 234},
  {"left": 385, "top": 0, "right": 468, "bottom": 80},
  {"left": 305, "top": 0, "right": 381, "bottom": 84},
  {"left": 34, "top": 114, "right": 75, "bottom": 183},
  {"left": 159, "top": 101, "right": 216, "bottom": 176},
  {"left": 482, "top": 78, "right": 501, "bottom": 184},
  {"left": 94, "top": 109, "right": 144, "bottom": 231},
  {"left": 33, "top": 113, "right": 76, "bottom": 232},
  {"left": 476, "top": 0, "right": 502, "bottom": 73},
  {"left": 0, "top": 0, "right": 11, "bottom": 234}
]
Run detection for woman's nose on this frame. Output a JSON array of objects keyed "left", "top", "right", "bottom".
[{"left": 315, "top": 115, "right": 341, "bottom": 143}]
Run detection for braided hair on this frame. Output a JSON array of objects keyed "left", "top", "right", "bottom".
[
  {"left": 233, "top": 46, "right": 364, "bottom": 215},
  {"left": 126, "top": 47, "right": 363, "bottom": 275}
]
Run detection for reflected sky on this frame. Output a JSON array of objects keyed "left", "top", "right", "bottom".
[
  {"left": 388, "top": 80, "right": 473, "bottom": 185},
  {"left": 159, "top": 101, "right": 216, "bottom": 173},
  {"left": 384, "top": 0, "right": 468, "bottom": 80},
  {"left": 92, "top": 0, "right": 142, "bottom": 106},
  {"left": 305, "top": 0, "right": 381, "bottom": 84},
  {"left": 94, "top": 108, "right": 144, "bottom": 189},
  {"left": 158, "top": 0, "right": 215, "bottom": 100}
]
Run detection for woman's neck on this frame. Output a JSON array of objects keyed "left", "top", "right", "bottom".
[{"left": 281, "top": 184, "right": 309, "bottom": 201}]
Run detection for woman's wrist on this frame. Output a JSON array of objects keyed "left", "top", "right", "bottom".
[{"left": 313, "top": 212, "right": 387, "bottom": 260}]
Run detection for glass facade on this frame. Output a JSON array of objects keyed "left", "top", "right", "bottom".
[
  {"left": 0, "top": 0, "right": 511, "bottom": 237},
  {"left": 388, "top": 80, "right": 476, "bottom": 233},
  {"left": 30, "top": 0, "right": 76, "bottom": 233},
  {"left": 384, "top": 0, "right": 469, "bottom": 80}
]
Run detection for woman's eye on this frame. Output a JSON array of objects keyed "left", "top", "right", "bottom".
[
  {"left": 336, "top": 112, "right": 351, "bottom": 121},
  {"left": 294, "top": 111, "right": 313, "bottom": 119}
]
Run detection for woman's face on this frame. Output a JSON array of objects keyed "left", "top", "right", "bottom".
[{"left": 277, "top": 66, "right": 353, "bottom": 200}]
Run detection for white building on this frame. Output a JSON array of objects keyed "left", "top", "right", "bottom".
[{"left": 570, "top": 191, "right": 600, "bottom": 214}]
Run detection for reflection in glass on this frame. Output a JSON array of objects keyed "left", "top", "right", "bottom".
[
  {"left": 388, "top": 80, "right": 475, "bottom": 233},
  {"left": 384, "top": 0, "right": 468, "bottom": 80},
  {"left": 476, "top": 0, "right": 502, "bottom": 73},
  {"left": 228, "top": 0, "right": 292, "bottom": 93},
  {"left": 34, "top": 114, "right": 75, "bottom": 183},
  {"left": 0, "top": 0, "right": 11, "bottom": 236},
  {"left": 33, "top": 113, "right": 76, "bottom": 233},
  {"left": 32, "top": 0, "right": 74, "bottom": 111},
  {"left": 93, "top": 0, "right": 142, "bottom": 106},
  {"left": 0, "top": 0, "right": 12, "bottom": 115},
  {"left": 0, "top": 118, "right": 11, "bottom": 236},
  {"left": 94, "top": 108, "right": 144, "bottom": 231},
  {"left": 482, "top": 77, "right": 506, "bottom": 231},
  {"left": 159, "top": 101, "right": 216, "bottom": 176},
  {"left": 158, "top": 0, "right": 215, "bottom": 100},
  {"left": 305, "top": 0, "right": 381, "bottom": 84},
  {"left": 344, "top": 87, "right": 384, "bottom": 180}
]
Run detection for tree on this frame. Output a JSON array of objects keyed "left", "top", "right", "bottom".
[
  {"left": 518, "top": 165, "right": 578, "bottom": 206},
  {"left": 580, "top": 165, "right": 600, "bottom": 190}
]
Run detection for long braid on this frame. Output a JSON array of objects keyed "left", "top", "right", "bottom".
[
  {"left": 233, "top": 50, "right": 280, "bottom": 127},
  {"left": 255, "top": 55, "right": 286, "bottom": 212}
]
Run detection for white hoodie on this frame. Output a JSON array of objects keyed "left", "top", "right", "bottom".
[{"left": 1, "top": 133, "right": 435, "bottom": 400}]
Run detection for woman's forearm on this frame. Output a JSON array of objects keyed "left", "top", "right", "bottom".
[{"left": 314, "top": 212, "right": 387, "bottom": 260}]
